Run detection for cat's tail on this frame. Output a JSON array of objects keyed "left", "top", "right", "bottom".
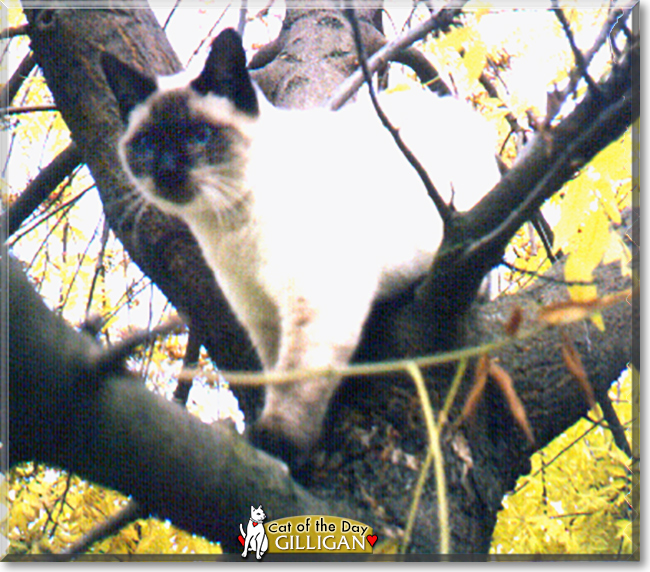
[{"left": 240, "top": 523, "right": 246, "bottom": 538}]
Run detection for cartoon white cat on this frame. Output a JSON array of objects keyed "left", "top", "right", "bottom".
[{"left": 240, "top": 505, "right": 269, "bottom": 559}]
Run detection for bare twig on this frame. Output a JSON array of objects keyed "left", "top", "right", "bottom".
[
  {"left": 0, "top": 52, "right": 36, "bottom": 109},
  {"left": 59, "top": 217, "right": 107, "bottom": 312},
  {"left": 173, "top": 327, "right": 202, "bottom": 407},
  {"left": 0, "top": 24, "right": 29, "bottom": 40},
  {"left": 596, "top": 387, "right": 633, "bottom": 458},
  {"left": 552, "top": 2, "right": 602, "bottom": 99},
  {"left": 547, "top": 5, "right": 632, "bottom": 124},
  {"left": 84, "top": 217, "right": 111, "bottom": 317},
  {"left": 92, "top": 315, "right": 186, "bottom": 377},
  {"left": 328, "top": 1, "right": 467, "bottom": 111},
  {"left": 185, "top": 5, "right": 231, "bottom": 68},
  {"left": 344, "top": 8, "right": 452, "bottom": 224},
  {"left": 162, "top": 0, "right": 182, "bottom": 31},
  {"left": 9, "top": 183, "right": 92, "bottom": 247},
  {"left": 60, "top": 501, "right": 141, "bottom": 557},
  {"left": 502, "top": 261, "right": 603, "bottom": 287},
  {"left": 43, "top": 472, "right": 73, "bottom": 537},
  {"left": 2, "top": 143, "right": 82, "bottom": 238},
  {"left": 1, "top": 103, "right": 57, "bottom": 115},
  {"left": 237, "top": 0, "right": 248, "bottom": 37}
]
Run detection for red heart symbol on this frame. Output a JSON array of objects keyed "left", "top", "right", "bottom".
[
  {"left": 367, "top": 534, "right": 378, "bottom": 547},
  {"left": 238, "top": 535, "right": 245, "bottom": 546}
]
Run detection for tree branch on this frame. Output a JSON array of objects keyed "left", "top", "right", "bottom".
[
  {"left": 391, "top": 46, "right": 450, "bottom": 95},
  {"left": 4, "top": 254, "right": 337, "bottom": 554},
  {"left": 547, "top": 4, "right": 633, "bottom": 124},
  {"left": 0, "top": 52, "right": 36, "bottom": 109},
  {"left": 0, "top": 24, "right": 29, "bottom": 40},
  {"left": 2, "top": 142, "right": 81, "bottom": 238},
  {"left": 328, "top": 1, "right": 466, "bottom": 111},
  {"left": 552, "top": 2, "right": 601, "bottom": 99},
  {"left": 59, "top": 501, "right": 142, "bottom": 557},
  {"left": 0, "top": 104, "right": 57, "bottom": 115},
  {"left": 420, "top": 35, "right": 639, "bottom": 315},
  {"left": 172, "top": 327, "right": 201, "bottom": 407},
  {"left": 345, "top": 8, "right": 452, "bottom": 224}
]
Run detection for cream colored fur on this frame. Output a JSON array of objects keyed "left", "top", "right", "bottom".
[{"left": 120, "top": 82, "right": 500, "bottom": 455}]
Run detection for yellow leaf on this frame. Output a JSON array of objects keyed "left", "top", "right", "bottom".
[
  {"left": 7, "top": 8, "right": 19, "bottom": 26},
  {"left": 552, "top": 185, "right": 597, "bottom": 251},
  {"left": 594, "top": 177, "right": 622, "bottom": 224},
  {"left": 592, "top": 129, "right": 632, "bottom": 186},
  {"left": 437, "top": 26, "right": 468, "bottom": 53},
  {"left": 385, "top": 83, "right": 413, "bottom": 94},
  {"left": 565, "top": 209, "right": 610, "bottom": 283},
  {"left": 463, "top": 40, "right": 488, "bottom": 85}
]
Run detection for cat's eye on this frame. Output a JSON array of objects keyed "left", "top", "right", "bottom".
[{"left": 128, "top": 132, "right": 156, "bottom": 174}]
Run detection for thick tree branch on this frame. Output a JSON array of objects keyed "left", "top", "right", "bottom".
[
  {"left": 3, "top": 254, "right": 337, "bottom": 554},
  {"left": 420, "top": 35, "right": 639, "bottom": 316},
  {"left": 4, "top": 241, "right": 634, "bottom": 555},
  {"left": 22, "top": 7, "right": 264, "bottom": 421}
]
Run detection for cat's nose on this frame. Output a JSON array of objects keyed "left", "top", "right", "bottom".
[
  {"left": 155, "top": 150, "right": 187, "bottom": 191},
  {"left": 152, "top": 150, "right": 196, "bottom": 204}
]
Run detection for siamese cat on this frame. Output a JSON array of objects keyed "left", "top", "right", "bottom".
[{"left": 101, "top": 28, "right": 500, "bottom": 466}]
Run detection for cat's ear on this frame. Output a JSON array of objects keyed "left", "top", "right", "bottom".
[
  {"left": 191, "top": 28, "right": 259, "bottom": 117},
  {"left": 100, "top": 52, "right": 158, "bottom": 124},
  {"left": 250, "top": 505, "right": 255, "bottom": 511}
]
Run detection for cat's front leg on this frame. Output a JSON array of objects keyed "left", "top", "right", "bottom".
[{"left": 251, "top": 291, "right": 372, "bottom": 470}]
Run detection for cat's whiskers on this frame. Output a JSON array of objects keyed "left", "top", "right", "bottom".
[
  {"left": 105, "top": 182, "right": 167, "bottom": 253},
  {"left": 195, "top": 163, "right": 250, "bottom": 229},
  {"left": 131, "top": 198, "right": 156, "bottom": 250},
  {"left": 103, "top": 187, "right": 146, "bottom": 234}
]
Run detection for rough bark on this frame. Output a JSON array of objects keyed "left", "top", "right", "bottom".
[
  {"left": 5, "top": 1, "right": 638, "bottom": 557},
  {"left": 22, "top": 6, "right": 265, "bottom": 419}
]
